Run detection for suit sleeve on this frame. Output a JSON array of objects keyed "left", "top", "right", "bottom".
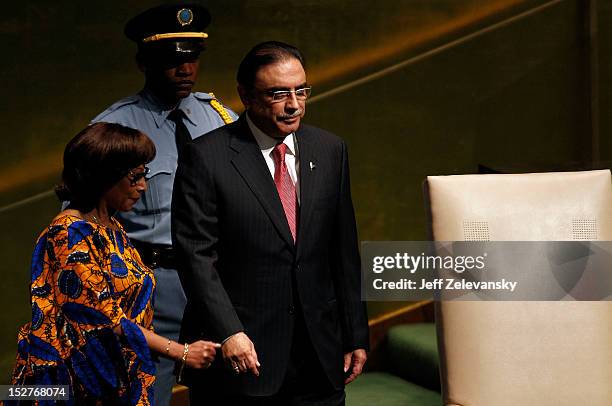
[
  {"left": 171, "top": 142, "right": 243, "bottom": 342},
  {"left": 334, "top": 141, "right": 370, "bottom": 351}
]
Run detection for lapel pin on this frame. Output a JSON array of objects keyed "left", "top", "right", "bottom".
[{"left": 309, "top": 161, "right": 316, "bottom": 171}]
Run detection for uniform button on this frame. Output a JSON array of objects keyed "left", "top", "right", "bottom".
[
  {"left": 295, "top": 265, "right": 300, "bottom": 272},
  {"left": 288, "top": 305, "right": 295, "bottom": 315}
]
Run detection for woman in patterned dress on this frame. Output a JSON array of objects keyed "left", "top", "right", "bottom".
[{"left": 10, "top": 123, "right": 220, "bottom": 405}]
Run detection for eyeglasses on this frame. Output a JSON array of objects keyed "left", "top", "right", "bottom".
[
  {"left": 126, "top": 166, "right": 150, "bottom": 185},
  {"left": 265, "top": 87, "right": 312, "bottom": 101}
]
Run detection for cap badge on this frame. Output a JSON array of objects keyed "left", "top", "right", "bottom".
[{"left": 177, "top": 8, "right": 194, "bottom": 26}]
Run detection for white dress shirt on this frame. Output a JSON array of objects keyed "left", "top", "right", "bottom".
[{"left": 246, "top": 112, "right": 300, "bottom": 202}]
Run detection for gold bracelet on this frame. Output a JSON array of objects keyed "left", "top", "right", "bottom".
[
  {"left": 177, "top": 342, "right": 189, "bottom": 383},
  {"left": 165, "top": 339, "right": 172, "bottom": 357},
  {"left": 182, "top": 342, "right": 189, "bottom": 363}
]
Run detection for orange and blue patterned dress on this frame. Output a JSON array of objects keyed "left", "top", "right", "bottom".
[{"left": 10, "top": 214, "right": 156, "bottom": 405}]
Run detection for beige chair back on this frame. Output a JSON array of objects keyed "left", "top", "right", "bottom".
[{"left": 426, "top": 170, "right": 612, "bottom": 406}]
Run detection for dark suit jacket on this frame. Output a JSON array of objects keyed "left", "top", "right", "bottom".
[{"left": 171, "top": 115, "right": 369, "bottom": 396}]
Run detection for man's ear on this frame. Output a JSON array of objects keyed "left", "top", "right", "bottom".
[{"left": 237, "top": 84, "right": 251, "bottom": 109}]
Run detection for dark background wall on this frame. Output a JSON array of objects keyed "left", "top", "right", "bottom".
[
  {"left": 599, "top": 0, "right": 612, "bottom": 164},
  {"left": 0, "top": 0, "right": 604, "bottom": 381}
]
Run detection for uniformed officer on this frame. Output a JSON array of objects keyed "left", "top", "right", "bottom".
[{"left": 91, "top": 3, "right": 237, "bottom": 405}]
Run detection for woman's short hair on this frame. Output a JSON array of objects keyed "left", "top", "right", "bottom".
[
  {"left": 236, "top": 41, "right": 305, "bottom": 91},
  {"left": 56, "top": 122, "right": 156, "bottom": 211}
]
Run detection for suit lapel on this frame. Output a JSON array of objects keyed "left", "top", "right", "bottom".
[
  {"left": 229, "top": 116, "right": 296, "bottom": 250},
  {"left": 296, "top": 126, "right": 317, "bottom": 258}
]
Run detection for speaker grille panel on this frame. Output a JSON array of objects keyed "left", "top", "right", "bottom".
[
  {"left": 572, "top": 219, "right": 598, "bottom": 240},
  {"left": 463, "top": 221, "right": 490, "bottom": 241}
]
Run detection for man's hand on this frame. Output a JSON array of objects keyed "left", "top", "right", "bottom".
[
  {"left": 343, "top": 349, "right": 367, "bottom": 384},
  {"left": 222, "top": 332, "right": 260, "bottom": 376}
]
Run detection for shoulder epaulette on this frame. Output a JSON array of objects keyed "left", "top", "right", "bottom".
[{"left": 193, "top": 91, "right": 214, "bottom": 101}]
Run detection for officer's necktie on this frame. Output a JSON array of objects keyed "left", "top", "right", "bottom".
[
  {"left": 272, "top": 143, "right": 298, "bottom": 242},
  {"left": 168, "top": 109, "right": 192, "bottom": 157}
]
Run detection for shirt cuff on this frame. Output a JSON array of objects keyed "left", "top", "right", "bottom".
[{"left": 221, "top": 331, "right": 243, "bottom": 345}]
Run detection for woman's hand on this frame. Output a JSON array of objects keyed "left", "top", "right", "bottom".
[
  {"left": 133, "top": 325, "right": 221, "bottom": 370},
  {"left": 184, "top": 340, "right": 221, "bottom": 369}
]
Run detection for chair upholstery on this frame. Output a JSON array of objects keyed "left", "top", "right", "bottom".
[{"left": 425, "top": 170, "right": 612, "bottom": 406}]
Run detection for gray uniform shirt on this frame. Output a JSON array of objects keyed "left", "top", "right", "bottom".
[{"left": 92, "top": 88, "right": 238, "bottom": 244}]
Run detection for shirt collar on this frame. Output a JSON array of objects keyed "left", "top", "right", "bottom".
[
  {"left": 176, "top": 95, "right": 200, "bottom": 126},
  {"left": 140, "top": 88, "right": 200, "bottom": 128},
  {"left": 246, "top": 112, "right": 296, "bottom": 157}
]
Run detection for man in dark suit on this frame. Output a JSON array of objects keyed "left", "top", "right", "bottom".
[{"left": 172, "top": 41, "right": 369, "bottom": 405}]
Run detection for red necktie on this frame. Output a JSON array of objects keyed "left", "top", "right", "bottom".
[{"left": 272, "top": 143, "right": 298, "bottom": 242}]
